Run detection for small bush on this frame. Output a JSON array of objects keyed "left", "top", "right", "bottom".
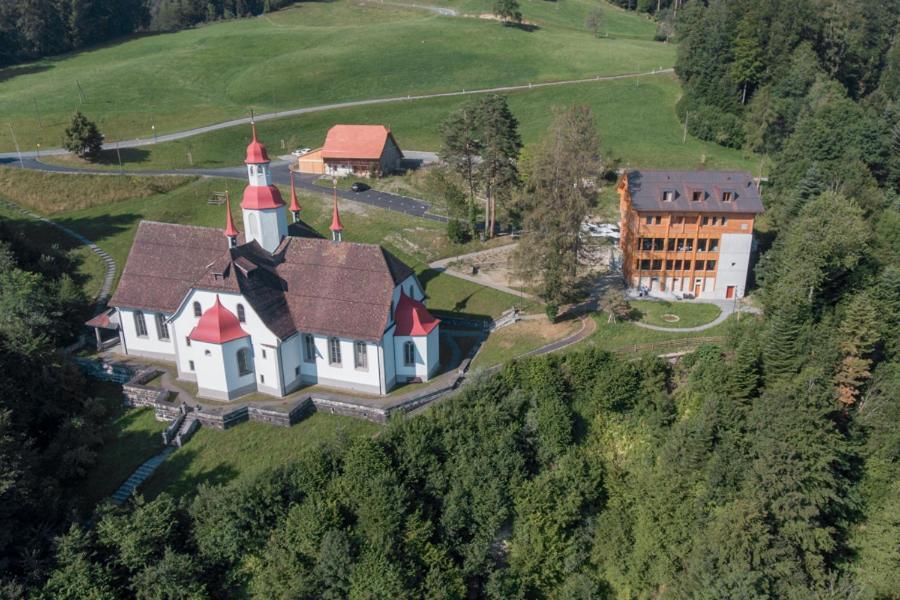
[
  {"left": 446, "top": 219, "right": 470, "bottom": 244},
  {"left": 545, "top": 302, "right": 559, "bottom": 323}
]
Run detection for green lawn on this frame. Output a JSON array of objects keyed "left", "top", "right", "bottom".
[
  {"left": 79, "top": 404, "right": 168, "bottom": 507},
  {"left": 575, "top": 313, "right": 748, "bottom": 354},
  {"left": 141, "top": 413, "right": 380, "bottom": 500},
  {"left": 42, "top": 74, "right": 756, "bottom": 174},
  {"left": 0, "top": 0, "right": 672, "bottom": 151},
  {"left": 421, "top": 268, "right": 535, "bottom": 320},
  {"left": 630, "top": 299, "right": 722, "bottom": 328}
]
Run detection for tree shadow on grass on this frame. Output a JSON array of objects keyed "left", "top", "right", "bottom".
[
  {"left": 139, "top": 446, "right": 240, "bottom": 501},
  {"left": 88, "top": 147, "right": 152, "bottom": 166},
  {"left": 0, "top": 63, "right": 53, "bottom": 84},
  {"left": 53, "top": 212, "right": 141, "bottom": 249}
]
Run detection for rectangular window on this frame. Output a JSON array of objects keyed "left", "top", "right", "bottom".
[
  {"left": 665, "top": 260, "right": 674, "bottom": 270},
  {"left": 653, "top": 238, "right": 664, "bottom": 251},
  {"left": 354, "top": 341, "right": 368, "bottom": 370},
  {"left": 662, "top": 190, "right": 674, "bottom": 202},
  {"left": 303, "top": 334, "right": 316, "bottom": 362},
  {"left": 655, "top": 216, "right": 662, "bottom": 225},
  {"left": 640, "top": 259, "right": 651, "bottom": 270},
  {"left": 721, "top": 216, "right": 728, "bottom": 225},
  {"left": 651, "top": 259, "right": 662, "bottom": 271},
  {"left": 709, "top": 239, "right": 719, "bottom": 252},
  {"left": 712, "top": 217, "right": 718, "bottom": 226},
  {"left": 701, "top": 216, "right": 709, "bottom": 226},
  {"left": 697, "top": 239, "right": 707, "bottom": 252},
  {"left": 188, "top": 360, "right": 195, "bottom": 371},
  {"left": 294, "top": 366, "right": 300, "bottom": 377},
  {"left": 185, "top": 336, "right": 191, "bottom": 347},
  {"left": 646, "top": 215, "right": 653, "bottom": 225},
  {"left": 674, "top": 260, "right": 683, "bottom": 270},
  {"left": 134, "top": 311, "right": 147, "bottom": 337},
  {"left": 691, "top": 190, "right": 703, "bottom": 202},
  {"left": 261, "top": 348, "right": 267, "bottom": 359},
  {"left": 260, "top": 374, "right": 265, "bottom": 384},
  {"left": 328, "top": 337, "right": 342, "bottom": 365},
  {"left": 155, "top": 313, "right": 169, "bottom": 340},
  {"left": 667, "top": 238, "right": 676, "bottom": 251},
  {"left": 722, "top": 191, "right": 733, "bottom": 202},
  {"left": 706, "top": 260, "right": 717, "bottom": 271},
  {"left": 641, "top": 237, "right": 652, "bottom": 251},
  {"left": 404, "top": 341, "right": 415, "bottom": 366},
  {"left": 685, "top": 239, "right": 694, "bottom": 251},
  {"left": 684, "top": 260, "right": 692, "bottom": 270},
  {"left": 676, "top": 238, "right": 685, "bottom": 252},
  {"left": 673, "top": 216, "right": 682, "bottom": 225}
]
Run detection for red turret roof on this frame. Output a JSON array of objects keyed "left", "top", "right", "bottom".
[
  {"left": 224, "top": 193, "right": 239, "bottom": 238},
  {"left": 189, "top": 295, "right": 249, "bottom": 344},
  {"left": 394, "top": 290, "right": 439, "bottom": 336},
  {"left": 330, "top": 191, "right": 343, "bottom": 233},
  {"left": 289, "top": 171, "right": 301, "bottom": 213},
  {"left": 242, "top": 185, "right": 285, "bottom": 210},
  {"left": 245, "top": 123, "right": 270, "bottom": 164}
]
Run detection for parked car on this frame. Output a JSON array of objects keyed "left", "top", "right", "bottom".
[
  {"left": 350, "top": 182, "right": 369, "bottom": 192},
  {"left": 291, "top": 147, "right": 312, "bottom": 157}
]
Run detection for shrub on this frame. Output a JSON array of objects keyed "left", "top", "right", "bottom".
[
  {"left": 545, "top": 302, "right": 559, "bottom": 323},
  {"left": 447, "top": 219, "right": 470, "bottom": 244}
]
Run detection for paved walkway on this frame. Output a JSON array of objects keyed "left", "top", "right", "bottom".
[
  {"left": 0, "top": 69, "right": 673, "bottom": 161},
  {"left": 0, "top": 198, "right": 117, "bottom": 307},
  {"left": 525, "top": 315, "right": 597, "bottom": 357}
]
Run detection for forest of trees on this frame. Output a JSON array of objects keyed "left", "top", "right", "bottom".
[{"left": 0, "top": 0, "right": 296, "bottom": 68}]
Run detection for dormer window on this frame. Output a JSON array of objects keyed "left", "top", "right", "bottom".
[
  {"left": 722, "top": 191, "right": 733, "bottom": 202},
  {"left": 691, "top": 190, "right": 703, "bottom": 202},
  {"left": 193, "top": 301, "right": 202, "bottom": 317},
  {"left": 662, "top": 190, "right": 674, "bottom": 202}
]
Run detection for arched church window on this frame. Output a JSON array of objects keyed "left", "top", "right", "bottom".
[
  {"left": 237, "top": 348, "right": 252, "bottom": 376},
  {"left": 237, "top": 304, "right": 246, "bottom": 323},
  {"left": 134, "top": 311, "right": 147, "bottom": 337},
  {"left": 404, "top": 341, "right": 415, "bottom": 366},
  {"left": 193, "top": 301, "right": 202, "bottom": 317}
]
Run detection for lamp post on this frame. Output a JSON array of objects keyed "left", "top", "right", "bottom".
[{"left": 151, "top": 124, "right": 156, "bottom": 144}]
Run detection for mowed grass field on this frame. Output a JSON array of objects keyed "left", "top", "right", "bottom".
[
  {"left": 0, "top": 0, "right": 671, "bottom": 151},
  {"left": 44, "top": 74, "right": 756, "bottom": 173}
]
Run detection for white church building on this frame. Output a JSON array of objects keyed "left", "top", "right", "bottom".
[{"left": 100, "top": 126, "right": 440, "bottom": 400}]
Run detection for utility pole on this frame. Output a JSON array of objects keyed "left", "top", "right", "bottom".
[
  {"left": 682, "top": 111, "right": 689, "bottom": 143},
  {"left": 7, "top": 123, "right": 23, "bottom": 168},
  {"left": 116, "top": 142, "right": 123, "bottom": 173},
  {"left": 75, "top": 80, "right": 86, "bottom": 104}
]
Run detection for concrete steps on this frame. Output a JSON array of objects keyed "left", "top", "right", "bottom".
[{"left": 110, "top": 446, "right": 174, "bottom": 505}]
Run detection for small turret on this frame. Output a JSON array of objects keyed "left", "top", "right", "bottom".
[
  {"left": 330, "top": 179, "right": 343, "bottom": 243},
  {"left": 224, "top": 191, "right": 239, "bottom": 248},
  {"left": 289, "top": 170, "right": 302, "bottom": 223}
]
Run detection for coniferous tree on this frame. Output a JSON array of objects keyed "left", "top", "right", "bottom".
[
  {"left": 63, "top": 111, "right": 103, "bottom": 159},
  {"left": 476, "top": 94, "right": 521, "bottom": 237}
]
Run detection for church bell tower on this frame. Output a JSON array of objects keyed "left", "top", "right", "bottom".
[{"left": 241, "top": 123, "right": 287, "bottom": 253}]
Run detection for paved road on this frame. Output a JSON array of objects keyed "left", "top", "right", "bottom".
[
  {"left": 1, "top": 156, "right": 445, "bottom": 222},
  {"left": 0, "top": 68, "right": 673, "bottom": 161}
]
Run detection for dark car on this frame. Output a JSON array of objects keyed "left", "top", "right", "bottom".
[{"left": 350, "top": 182, "right": 369, "bottom": 192}]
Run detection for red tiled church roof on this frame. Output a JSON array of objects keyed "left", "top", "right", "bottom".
[
  {"left": 245, "top": 124, "right": 270, "bottom": 164},
  {"left": 242, "top": 185, "right": 285, "bottom": 210},
  {"left": 189, "top": 295, "right": 249, "bottom": 344},
  {"left": 394, "top": 290, "right": 439, "bottom": 336}
]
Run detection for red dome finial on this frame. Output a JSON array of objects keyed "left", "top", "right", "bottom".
[
  {"left": 289, "top": 170, "right": 301, "bottom": 214},
  {"left": 224, "top": 191, "right": 239, "bottom": 243},
  {"left": 245, "top": 121, "right": 270, "bottom": 164},
  {"left": 330, "top": 180, "right": 343, "bottom": 241}
]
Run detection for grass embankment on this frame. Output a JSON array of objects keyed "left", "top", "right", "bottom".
[
  {"left": 472, "top": 317, "right": 581, "bottom": 369},
  {"left": 0, "top": 166, "right": 191, "bottom": 214},
  {"left": 0, "top": 0, "right": 671, "bottom": 151},
  {"left": 630, "top": 299, "right": 721, "bottom": 328},
  {"left": 0, "top": 201, "right": 106, "bottom": 298},
  {"left": 141, "top": 413, "right": 380, "bottom": 500},
  {"left": 78, "top": 403, "right": 168, "bottom": 506},
  {"left": 43, "top": 75, "right": 755, "bottom": 174}
]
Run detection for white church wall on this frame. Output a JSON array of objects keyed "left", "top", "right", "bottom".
[
  {"left": 426, "top": 327, "right": 440, "bottom": 378},
  {"left": 394, "top": 334, "right": 430, "bottom": 380},
  {"left": 381, "top": 328, "right": 397, "bottom": 392},
  {"left": 119, "top": 308, "right": 176, "bottom": 360},
  {"left": 298, "top": 334, "right": 383, "bottom": 394},
  {"left": 243, "top": 206, "right": 287, "bottom": 253},
  {"left": 280, "top": 333, "right": 304, "bottom": 394}
]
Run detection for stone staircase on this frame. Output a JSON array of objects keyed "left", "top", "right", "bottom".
[{"left": 110, "top": 446, "right": 175, "bottom": 505}]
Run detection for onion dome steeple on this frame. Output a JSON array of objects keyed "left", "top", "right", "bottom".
[
  {"left": 289, "top": 170, "right": 302, "bottom": 223},
  {"left": 330, "top": 179, "right": 343, "bottom": 242},
  {"left": 224, "top": 192, "right": 239, "bottom": 247}
]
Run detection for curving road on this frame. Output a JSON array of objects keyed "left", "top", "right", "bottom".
[
  {"left": 0, "top": 155, "right": 445, "bottom": 221},
  {"left": 0, "top": 68, "right": 673, "bottom": 161}
]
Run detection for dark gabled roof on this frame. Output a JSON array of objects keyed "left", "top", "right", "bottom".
[
  {"left": 110, "top": 221, "right": 243, "bottom": 313},
  {"left": 627, "top": 170, "right": 764, "bottom": 214},
  {"left": 111, "top": 221, "right": 416, "bottom": 342}
]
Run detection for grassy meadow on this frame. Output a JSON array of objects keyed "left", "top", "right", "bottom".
[
  {"left": 43, "top": 74, "right": 757, "bottom": 173},
  {"left": 630, "top": 299, "right": 722, "bottom": 328},
  {"left": 0, "top": 0, "right": 671, "bottom": 152}
]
